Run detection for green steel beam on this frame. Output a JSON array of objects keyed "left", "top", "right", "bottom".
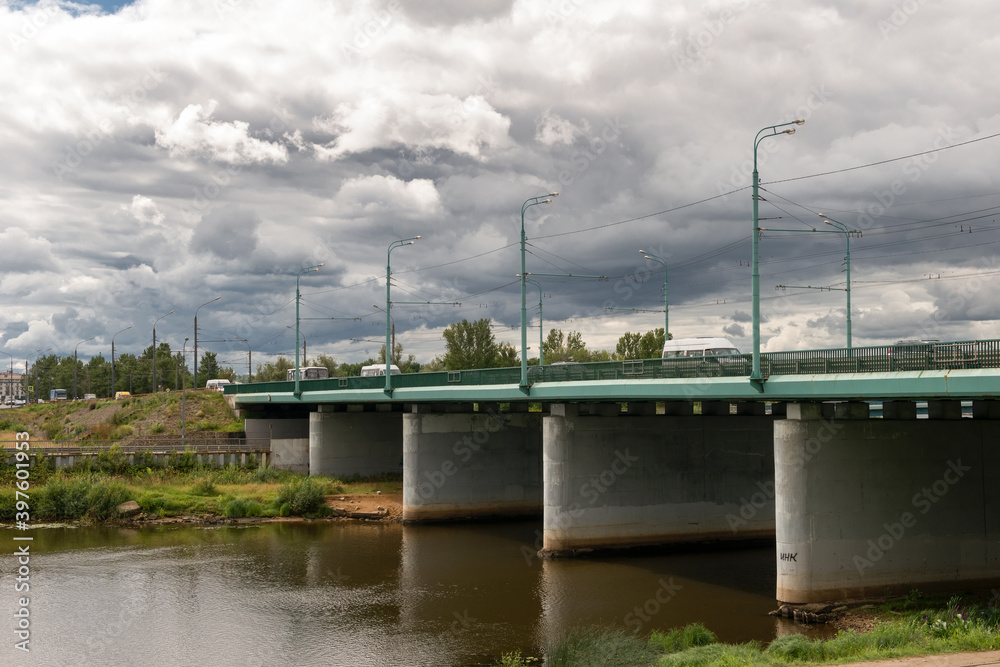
[{"left": 233, "top": 368, "right": 1000, "bottom": 407}]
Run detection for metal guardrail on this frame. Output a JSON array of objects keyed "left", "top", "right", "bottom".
[
  {"left": 0, "top": 438, "right": 270, "bottom": 455},
  {"left": 224, "top": 339, "right": 1000, "bottom": 395}
]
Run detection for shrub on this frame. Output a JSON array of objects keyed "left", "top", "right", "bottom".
[
  {"left": 94, "top": 445, "right": 131, "bottom": 474},
  {"left": 275, "top": 477, "right": 328, "bottom": 516},
  {"left": 149, "top": 421, "right": 164, "bottom": 434},
  {"left": 766, "top": 634, "right": 823, "bottom": 661},
  {"left": 35, "top": 477, "right": 131, "bottom": 520},
  {"left": 546, "top": 626, "right": 655, "bottom": 667},
  {"left": 223, "top": 497, "right": 263, "bottom": 518},
  {"left": 191, "top": 477, "right": 218, "bottom": 496},
  {"left": 251, "top": 466, "right": 290, "bottom": 483},
  {"left": 651, "top": 624, "right": 718, "bottom": 654}
]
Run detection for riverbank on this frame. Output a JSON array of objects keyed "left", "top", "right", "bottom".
[
  {"left": 498, "top": 592, "right": 1000, "bottom": 667},
  {"left": 0, "top": 460, "right": 404, "bottom": 524}
]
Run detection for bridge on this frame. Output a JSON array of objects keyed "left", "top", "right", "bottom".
[{"left": 227, "top": 340, "right": 1000, "bottom": 604}]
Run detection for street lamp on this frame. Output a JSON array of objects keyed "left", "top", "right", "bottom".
[
  {"left": 181, "top": 337, "right": 189, "bottom": 447},
  {"left": 73, "top": 337, "right": 96, "bottom": 400},
  {"left": 819, "top": 214, "right": 856, "bottom": 349},
  {"left": 640, "top": 250, "right": 669, "bottom": 341},
  {"left": 517, "top": 276, "right": 545, "bottom": 366},
  {"left": 520, "top": 192, "right": 558, "bottom": 388},
  {"left": 152, "top": 310, "right": 174, "bottom": 393},
  {"left": 193, "top": 296, "right": 221, "bottom": 388},
  {"left": 111, "top": 324, "right": 132, "bottom": 397},
  {"left": 294, "top": 264, "right": 323, "bottom": 396},
  {"left": 386, "top": 237, "right": 420, "bottom": 392},
  {"left": 751, "top": 120, "right": 804, "bottom": 388},
  {"left": 233, "top": 336, "right": 251, "bottom": 382}
]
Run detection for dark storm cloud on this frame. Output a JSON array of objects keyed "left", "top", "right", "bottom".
[{"left": 190, "top": 206, "right": 262, "bottom": 260}]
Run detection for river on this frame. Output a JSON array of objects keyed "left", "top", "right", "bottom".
[{"left": 1, "top": 521, "right": 822, "bottom": 666}]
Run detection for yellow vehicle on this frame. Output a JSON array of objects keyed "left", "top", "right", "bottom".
[{"left": 114, "top": 391, "right": 131, "bottom": 400}]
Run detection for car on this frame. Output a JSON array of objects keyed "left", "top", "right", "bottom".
[{"left": 114, "top": 391, "right": 131, "bottom": 400}]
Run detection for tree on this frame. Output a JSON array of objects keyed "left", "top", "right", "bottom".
[
  {"left": 616, "top": 328, "right": 667, "bottom": 360},
  {"left": 543, "top": 329, "right": 589, "bottom": 363},
  {"left": 378, "top": 342, "right": 417, "bottom": 373},
  {"left": 198, "top": 351, "right": 222, "bottom": 386},
  {"left": 254, "top": 356, "right": 294, "bottom": 382},
  {"left": 442, "top": 318, "right": 499, "bottom": 370},
  {"left": 314, "top": 353, "right": 338, "bottom": 376},
  {"left": 495, "top": 342, "right": 518, "bottom": 367}
]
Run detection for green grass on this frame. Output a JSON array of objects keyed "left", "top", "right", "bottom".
[{"left": 496, "top": 606, "right": 1000, "bottom": 667}]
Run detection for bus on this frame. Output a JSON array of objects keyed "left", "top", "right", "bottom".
[
  {"left": 360, "top": 364, "right": 400, "bottom": 377},
  {"left": 286, "top": 366, "right": 330, "bottom": 381}
]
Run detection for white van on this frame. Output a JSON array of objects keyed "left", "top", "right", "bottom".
[
  {"left": 662, "top": 337, "right": 740, "bottom": 359},
  {"left": 205, "top": 379, "right": 232, "bottom": 392},
  {"left": 360, "top": 364, "right": 401, "bottom": 377}
]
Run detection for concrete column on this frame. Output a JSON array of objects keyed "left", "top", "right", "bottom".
[
  {"left": 402, "top": 406, "right": 542, "bottom": 522},
  {"left": 309, "top": 406, "right": 403, "bottom": 477},
  {"left": 775, "top": 403, "right": 1000, "bottom": 603},
  {"left": 541, "top": 403, "right": 776, "bottom": 556}
]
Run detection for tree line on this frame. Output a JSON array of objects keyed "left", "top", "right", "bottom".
[
  {"left": 252, "top": 319, "right": 669, "bottom": 381},
  {"left": 22, "top": 346, "right": 235, "bottom": 400}
]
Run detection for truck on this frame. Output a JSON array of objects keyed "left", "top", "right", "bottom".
[{"left": 49, "top": 388, "right": 68, "bottom": 401}]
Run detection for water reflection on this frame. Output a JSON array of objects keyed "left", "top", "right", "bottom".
[{"left": 0, "top": 522, "right": 814, "bottom": 666}]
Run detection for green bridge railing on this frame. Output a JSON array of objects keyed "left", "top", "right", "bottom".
[{"left": 226, "top": 339, "right": 1000, "bottom": 396}]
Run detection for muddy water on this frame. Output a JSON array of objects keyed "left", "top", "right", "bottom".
[{"left": 0, "top": 521, "right": 819, "bottom": 666}]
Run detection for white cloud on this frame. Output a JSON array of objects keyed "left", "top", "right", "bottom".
[
  {"left": 312, "top": 93, "right": 511, "bottom": 160},
  {"left": 124, "top": 194, "right": 165, "bottom": 227},
  {"left": 332, "top": 174, "right": 442, "bottom": 218},
  {"left": 155, "top": 100, "right": 289, "bottom": 165},
  {"left": 535, "top": 110, "right": 580, "bottom": 146}
]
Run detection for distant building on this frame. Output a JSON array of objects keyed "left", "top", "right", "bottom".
[{"left": 0, "top": 371, "right": 24, "bottom": 403}]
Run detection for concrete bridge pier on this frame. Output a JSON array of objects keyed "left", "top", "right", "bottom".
[
  {"left": 541, "top": 402, "right": 776, "bottom": 557},
  {"left": 309, "top": 404, "right": 404, "bottom": 477},
  {"left": 775, "top": 401, "right": 1000, "bottom": 603},
  {"left": 402, "top": 403, "right": 543, "bottom": 522}
]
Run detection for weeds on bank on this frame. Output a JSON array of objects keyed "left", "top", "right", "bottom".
[
  {"left": 0, "top": 458, "right": 398, "bottom": 522},
  {"left": 497, "top": 603, "right": 1000, "bottom": 667}
]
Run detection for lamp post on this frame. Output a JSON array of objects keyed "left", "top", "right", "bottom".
[
  {"left": 386, "top": 237, "right": 420, "bottom": 392},
  {"left": 73, "top": 337, "right": 95, "bottom": 400},
  {"left": 751, "top": 120, "right": 804, "bottom": 388},
  {"left": 152, "top": 310, "right": 174, "bottom": 393},
  {"left": 181, "top": 337, "right": 189, "bottom": 447},
  {"left": 111, "top": 325, "right": 132, "bottom": 397},
  {"left": 520, "top": 193, "right": 558, "bottom": 388},
  {"left": 0, "top": 350, "right": 11, "bottom": 405},
  {"left": 819, "top": 214, "right": 855, "bottom": 349},
  {"left": 233, "top": 336, "right": 251, "bottom": 382},
  {"left": 640, "top": 250, "right": 669, "bottom": 340},
  {"left": 193, "top": 296, "right": 221, "bottom": 388},
  {"left": 518, "top": 276, "right": 544, "bottom": 366},
  {"left": 294, "top": 264, "right": 323, "bottom": 396},
  {"left": 371, "top": 304, "right": 396, "bottom": 367},
  {"left": 30, "top": 348, "right": 50, "bottom": 404}
]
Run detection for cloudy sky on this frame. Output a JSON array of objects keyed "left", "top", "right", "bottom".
[{"left": 2, "top": 0, "right": 999, "bottom": 373}]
